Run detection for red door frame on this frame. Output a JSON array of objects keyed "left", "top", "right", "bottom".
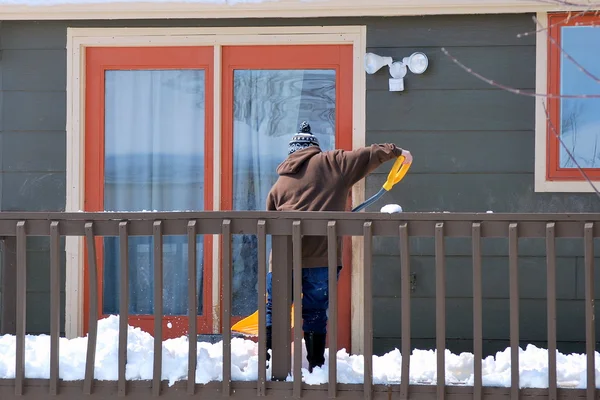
[
  {"left": 220, "top": 44, "right": 353, "bottom": 351},
  {"left": 84, "top": 46, "right": 215, "bottom": 338},
  {"left": 547, "top": 13, "right": 600, "bottom": 181}
]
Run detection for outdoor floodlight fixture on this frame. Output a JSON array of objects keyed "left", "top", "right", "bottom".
[
  {"left": 364, "top": 53, "right": 393, "bottom": 74},
  {"left": 365, "top": 51, "right": 429, "bottom": 92}
]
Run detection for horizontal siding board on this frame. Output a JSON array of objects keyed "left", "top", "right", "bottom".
[
  {"left": 2, "top": 91, "right": 66, "bottom": 131},
  {"left": 2, "top": 132, "right": 66, "bottom": 172},
  {"left": 0, "top": 14, "right": 535, "bottom": 49},
  {"left": 374, "top": 297, "right": 593, "bottom": 342},
  {"left": 367, "top": 14, "right": 535, "bottom": 47},
  {"left": 26, "top": 249, "right": 67, "bottom": 292},
  {"left": 366, "top": 90, "right": 535, "bottom": 131},
  {"left": 575, "top": 256, "right": 600, "bottom": 300},
  {"left": 374, "top": 237, "right": 600, "bottom": 258},
  {"left": 1, "top": 172, "right": 65, "bottom": 211},
  {"left": 366, "top": 46, "right": 535, "bottom": 91},
  {"left": 373, "top": 255, "right": 578, "bottom": 299},
  {"left": 364, "top": 173, "right": 600, "bottom": 213},
  {"left": 1, "top": 49, "right": 67, "bottom": 91},
  {"left": 373, "top": 297, "right": 477, "bottom": 339},
  {"left": 0, "top": 21, "right": 67, "bottom": 50},
  {"left": 367, "top": 131, "right": 534, "bottom": 174},
  {"left": 26, "top": 291, "right": 66, "bottom": 334}
]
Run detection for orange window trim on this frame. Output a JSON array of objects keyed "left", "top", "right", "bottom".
[
  {"left": 547, "top": 13, "right": 600, "bottom": 181},
  {"left": 84, "top": 46, "right": 214, "bottom": 338},
  {"left": 220, "top": 45, "right": 353, "bottom": 351}
]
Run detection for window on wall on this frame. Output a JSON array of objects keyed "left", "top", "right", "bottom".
[
  {"left": 230, "top": 68, "right": 336, "bottom": 316},
  {"left": 85, "top": 47, "right": 215, "bottom": 337},
  {"left": 221, "top": 45, "right": 352, "bottom": 320},
  {"left": 83, "top": 42, "right": 353, "bottom": 338},
  {"left": 547, "top": 13, "right": 600, "bottom": 181}
]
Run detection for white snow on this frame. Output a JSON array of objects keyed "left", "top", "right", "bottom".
[
  {"left": 0, "top": 315, "right": 599, "bottom": 389},
  {"left": 380, "top": 204, "right": 403, "bottom": 213}
]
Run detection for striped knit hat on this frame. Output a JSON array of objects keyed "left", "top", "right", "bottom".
[{"left": 288, "top": 121, "right": 320, "bottom": 155}]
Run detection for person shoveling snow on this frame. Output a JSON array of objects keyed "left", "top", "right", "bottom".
[{"left": 233, "top": 121, "right": 412, "bottom": 373}]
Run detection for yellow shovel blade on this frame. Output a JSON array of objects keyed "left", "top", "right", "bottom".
[
  {"left": 231, "top": 305, "right": 295, "bottom": 336},
  {"left": 382, "top": 155, "right": 412, "bottom": 191}
]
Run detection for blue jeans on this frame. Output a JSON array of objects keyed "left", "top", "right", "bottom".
[{"left": 266, "top": 266, "right": 342, "bottom": 335}]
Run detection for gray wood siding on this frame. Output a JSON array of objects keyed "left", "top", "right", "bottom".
[
  {"left": 0, "top": 15, "right": 598, "bottom": 355},
  {"left": 362, "top": 14, "right": 600, "bottom": 357}
]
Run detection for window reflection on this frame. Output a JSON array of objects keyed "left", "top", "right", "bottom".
[
  {"left": 231, "top": 69, "right": 336, "bottom": 316},
  {"left": 103, "top": 70, "right": 205, "bottom": 316},
  {"left": 559, "top": 26, "right": 600, "bottom": 168}
]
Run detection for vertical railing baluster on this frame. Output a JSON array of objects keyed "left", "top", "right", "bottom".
[
  {"left": 271, "top": 234, "right": 292, "bottom": 381},
  {"left": 292, "top": 221, "right": 303, "bottom": 398},
  {"left": 15, "top": 221, "right": 27, "bottom": 396},
  {"left": 584, "top": 222, "right": 595, "bottom": 400},
  {"left": 328, "top": 221, "right": 338, "bottom": 399},
  {"left": 187, "top": 220, "right": 197, "bottom": 395},
  {"left": 118, "top": 221, "right": 129, "bottom": 396},
  {"left": 153, "top": 221, "right": 164, "bottom": 396},
  {"left": 363, "top": 221, "right": 373, "bottom": 400},
  {"left": 435, "top": 223, "right": 446, "bottom": 400},
  {"left": 472, "top": 223, "right": 482, "bottom": 400},
  {"left": 546, "top": 223, "right": 557, "bottom": 400},
  {"left": 257, "top": 220, "right": 267, "bottom": 396},
  {"left": 222, "top": 220, "right": 232, "bottom": 397},
  {"left": 84, "top": 222, "right": 98, "bottom": 395},
  {"left": 49, "top": 222, "right": 61, "bottom": 395},
  {"left": 508, "top": 223, "right": 519, "bottom": 400},
  {"left": 399, "top": 223, "right": 411, "bottom": 400}
]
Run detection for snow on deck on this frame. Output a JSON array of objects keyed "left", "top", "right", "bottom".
[{"left": 0, "top": 315, "right": 598, "bottom": 388}]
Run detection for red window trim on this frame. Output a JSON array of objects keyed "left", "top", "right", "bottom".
[
  {"left": 547, "top": 12, "right": 600, "bottom": 181},
  {"left": 220, "top": 45, "right": 353, "bottom": 351},
  {"left": 84, "top": 46, "right": 215, "bottom": 338}
]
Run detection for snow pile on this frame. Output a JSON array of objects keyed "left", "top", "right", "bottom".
[
  {"left": 1, "top": 315, "right": 600, "bottom": 388},
  {"left": 380, "top": 204, "right": 403, "bottom": 213}
]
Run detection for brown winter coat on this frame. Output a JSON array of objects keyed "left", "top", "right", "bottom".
[{"left": 266, "top": 144, "right": 404, "bottom": 268}]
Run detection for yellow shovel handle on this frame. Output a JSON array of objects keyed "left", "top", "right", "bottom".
[{"left": 382, "top": 155, "right": 411, "bottom": 191}]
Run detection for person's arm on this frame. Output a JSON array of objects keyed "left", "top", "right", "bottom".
[{"left": 335, "top": 144, "right": 411, "bottom": 186}]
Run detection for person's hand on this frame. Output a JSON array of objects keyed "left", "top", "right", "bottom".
[{"left": 401, "top": 150, "right": 413, "bottom": 164}]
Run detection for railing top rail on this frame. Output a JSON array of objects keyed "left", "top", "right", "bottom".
[
  {"left": 0, "top": 212, "right": 599, "bottom": 238},
  {"left": 0, "top": 211, "right": 599, "bottom": 222}
]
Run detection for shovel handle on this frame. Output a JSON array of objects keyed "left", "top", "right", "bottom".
[{"left": 382, "top": 155, "right": 411, "bottom": 191}]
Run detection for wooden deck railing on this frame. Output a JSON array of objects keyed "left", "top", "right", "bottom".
[{"left": 0, "top": 211, "right": 599, "bottom": 400}]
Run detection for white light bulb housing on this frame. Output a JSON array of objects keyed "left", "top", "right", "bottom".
[
  {"left": 405, "top": 52, "right": 429, "bottom": 74},
  {"left": 389, "top": 61, "right": 407, "bottom": 79},
  {"left": 365, "top": 52, "right": 393, "bottom": 74}
]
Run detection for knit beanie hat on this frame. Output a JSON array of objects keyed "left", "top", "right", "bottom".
[{"left": 288, "top": 121, "right": 320, "bottom": 155}]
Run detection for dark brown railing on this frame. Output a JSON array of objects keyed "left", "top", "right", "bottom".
[{"left": 0, "top": 211, "right": 599, "bottom": 400}]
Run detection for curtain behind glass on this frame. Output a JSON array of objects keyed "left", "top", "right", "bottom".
[
  {"left": 103, "top": 70, "right": 205, "bottom": 316},
  {"left": 231, "top": 69, "right": 336, "bottom": 316}
]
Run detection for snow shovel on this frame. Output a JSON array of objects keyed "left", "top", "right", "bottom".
[
  {"left": 231, "top": 155, "right": 411, "bottom": 336},
  {"left": 352, "top": 154, "right": 411, "bottom": 212}
]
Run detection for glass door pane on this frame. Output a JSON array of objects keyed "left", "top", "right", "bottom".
[
  {"left": 231, "top": 69, "right": 336, "bottom": 316},
  {"left": 102, "top": 69, "right": 205, "bottom": 316}
]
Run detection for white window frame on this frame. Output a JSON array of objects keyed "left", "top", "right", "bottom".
[
  {"left": 534, "top": 11, "right": 600, "bottom": 193},
  {"left": 65, "top": 26, "right": 367, "bottom": 353}
]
